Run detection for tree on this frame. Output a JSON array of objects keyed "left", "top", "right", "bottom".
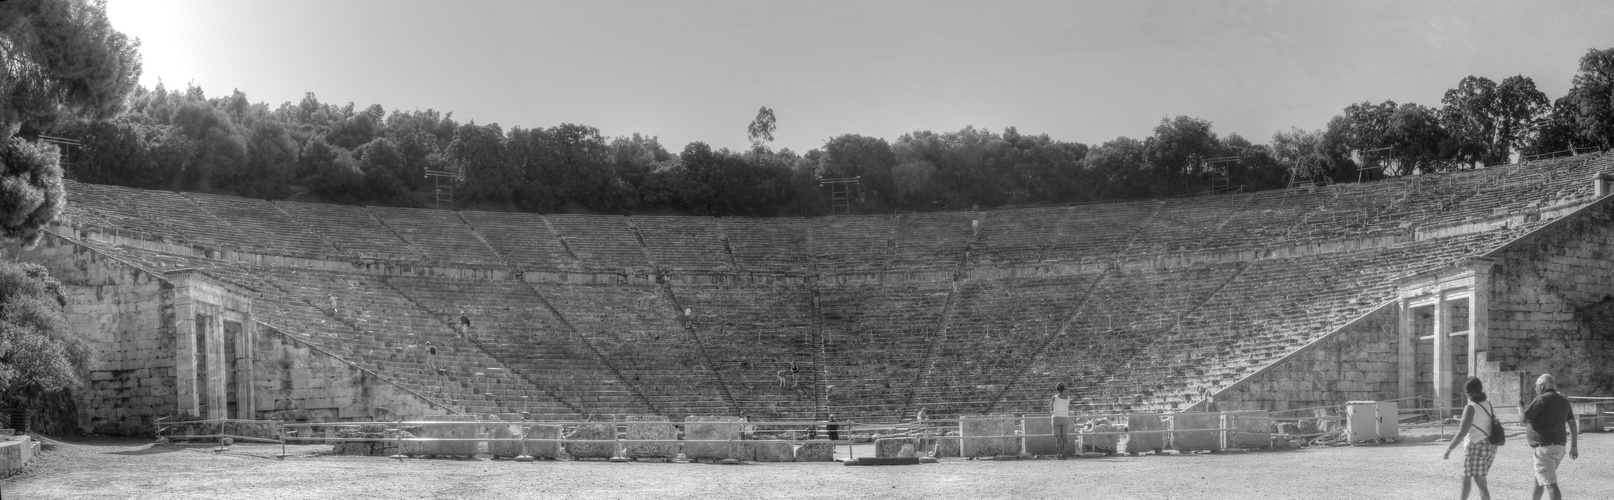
[
  {"left": 1385, "top": 103, "right": 1449, "bottom": 173},
  {"left": 747, "top": 106, "right": 777, "bottom": 152},
  {"left": 0, "top": 0, "right": 139, "bottom": 246},
  {"left": 821, "top": 134, "right": 897, "bottom": 207},
  {"left": 1439, "top": 76, "right": 1498, "bottom": 166},
  {"left": 0, "top": 261, "right": 87, "bottom": 432},
  {"left": 0, "top": 139, "right": 66, "bottom": 245},
  {"left": 1143, "top": 116, "right": 1221, "bottom": 195},
  {"left": 1082, "top": 136, "right": 1149, "bottom": 200},
  {"left": 1528, "top": 96, "right": 1584, "bottom": 156},
  {"left": 1270, "top": 127, "right": 1329, "bottom": 181},
  {"left": 1492, "top": 76, "right": 1550, "bottom": 162},
  {"left": 1440, "top": 75, "right": 1549, "bottom": 166},
  {"left": 1564, "top": 47, "right": 1614, "bottom": 150},
  {"left": 0, "top": 0, "right": 143, "bottom": 141}
]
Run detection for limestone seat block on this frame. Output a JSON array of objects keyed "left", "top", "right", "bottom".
[
  {"left": 1227, "top": 411, "right": 1272, "bottom": 449},
  {"left": 1123, "top": 414, "right": 1166, "bottom": 454},
  {"left": 682, "top": 416, "right": 742, "bottom": 461},
  {"left": 960, "top": 415, "right": 1018, "bottom": 458},
  {"left": 795, "top": 442, "right": 834, "bottom": 462},
  {"left": 1170, "top": 413, "right": 1223, "bottom": 452},
  {"left": 623, "top": 416, "right": 680, "bottom": 459},
  {"left": 562, "top": 423, "right": 617, "bottom": 459}
]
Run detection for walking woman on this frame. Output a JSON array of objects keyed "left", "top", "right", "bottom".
[
  {"left": 1051, "top": 383, "right": 1072, "bottom": 459},
  {"left": 1443, "top": 377, "right": 1498, "bottom": 500}
]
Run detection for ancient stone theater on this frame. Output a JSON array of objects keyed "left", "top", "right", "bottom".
[{"left": 13, "top": 154, "right": 1614, "bottom": 435}]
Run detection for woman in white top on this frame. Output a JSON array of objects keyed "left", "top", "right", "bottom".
[
  {"left": 1443, "top": 376, "right": 1497, "bottom": 500},
  {"left": 1051, "top": 383, "right": 1072, "bottom": 459}
]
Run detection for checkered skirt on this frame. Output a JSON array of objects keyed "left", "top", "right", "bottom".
[{"left": 1463, "top": 440, "right": 1497, "bottom": 477}]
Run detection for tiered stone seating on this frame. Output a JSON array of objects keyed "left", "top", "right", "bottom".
[
  {"left": 810, "top": 215, "right": 893, "bottom": 273},
  {"left": 1126, "top": 194, "right": 1252, "bottom": 255},
  {"left": 1000, "top": 264, "right": 1245, "bottom": 411},
  {"left": 1281, "top": 179, "right": 1419, "bottom": 243},
  {"left": 365, "top": 206, "right": 504, "bottom": 265},
  {"left": 62, "top": 180, "right": 185, "bottom": 240},
  {"left": 251, "top": 268, "right": 557, "bottom": 415},
  {"left": 67, "top": 242, "right": 563, "bottom": 415},
  {"left": 1427, "top": 154, "right": 1614, "bottom": 227},
  {"left": 534, "top": 283, "right": 729, "bottom": 417},
  {"left": 1042, "top": 200, "right": 1157, "bottom": 262},
  {"left": 119, "top": 188, "right": 259, "bottom": 250},
  {"left": 1202, "top": 187, "right": 1334, "bottom": 251},
  {"left": 1377, "top": 171, "right": 1490, "bottom": 228},
  {"left": 57, "top": 159, "right": 1614, "bottom": 422},
  {"left": 385, "top": 277, "right": 647, "bottom": 416},
  {"left": 275, "top": 201, "right": 424, "bottom": 262},
  {"left": 915, "top": 275, "right": 1094, "bottom": 416},
  {"left": 182, "top": 192, "right": 339, "bottom": 258},
  {"left": 632, "top": 216, "right": 731, "bottom": 272},
  {"left": 543, "top": 214, "right": 652, "bottom": 271},
  {"left": 969, "top": 206, "right": 1066, "bottom": 266},
  {"left": 888, "top": 211, "right": 974, "bottom": 270},
  {"left": 720, "top": 217, "right": 809, "bottom": 274},
  {"left": 820, "top": 282, "right": 950, "bottom": 420},
  {"left": 676, "top": 284, "right": 816, "bottom": 420},
  {"left": 457, "top": 211, "right": 573, "bottom": 270}
]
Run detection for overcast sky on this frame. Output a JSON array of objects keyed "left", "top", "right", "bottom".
[{"left": 107, "top": 0, "right": 1614, "bottom": 153}]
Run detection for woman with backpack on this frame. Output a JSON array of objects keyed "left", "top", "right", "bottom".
[{"left": 1443, "top": 376, "right": 1503, "bottom": 500}]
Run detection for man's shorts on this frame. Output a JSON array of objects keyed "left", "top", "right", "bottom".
[
  {"left": 1052, "top": 416, "right": 1071, "bottom": 427},
  {"left": 1532, "top": 444, "right": 1567, "bottom": 485}
]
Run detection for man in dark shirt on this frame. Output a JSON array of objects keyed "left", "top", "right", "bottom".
[{"left": 1521, "top": 374, "right": 1579, "bottom": 500}]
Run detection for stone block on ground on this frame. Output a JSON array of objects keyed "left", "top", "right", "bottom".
[
  {"left": 925, "top": 436, "right": 961, "bottom": 458},
  {"left": 746, "top": 441, "right": 795, "bottom": 462},
  {"left": 795, "top": 442, "right": 835, "bottom": 462},
  {"left": 419, "top": 415, "right": 479, "bottom": 457},
  {"left": 623, "top": 416, "right": 679, "bottom": 459},
  {"left": 683, "top": 416, "right": 742, "bottom": 460},
  {"left": 1228, "top": 411, "right": 1272, "bottom": 449},
  {"left": 875, "top": 438, "right": 921, "bottom": 458},
  {"left": 486, "top": 420, "right": 524, "bottom": 458},
  {"left": 1023, "top": 415, "right": 1068, "bottom": 457},
  {"left": 960, "top": 415, "right": 1018, "bottom": 458},
  {"left": 563, "top": 423, "right": 617, "bottom": 459},
  {"left": 1085, "top": 421, "right": 1124, "bottom": 453},
  {"left": 525, "top": 425, "right": 561, "bottom": 459},
  {"left": 1122, "top": 414, "right": 1166, "bottom": 454},
  {"left": 1171, "top": 413, "right": 1223, "bottom": 452}
]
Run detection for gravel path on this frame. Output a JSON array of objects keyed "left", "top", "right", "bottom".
[{"left": 4, "top": 433, "right": 1610, "bottom": 499}]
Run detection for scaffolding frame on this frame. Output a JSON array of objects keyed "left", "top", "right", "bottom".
[
  {"left": 819, "top": 176, "right": 860, "bottom": 215},
  {"left": 424, "top": 169, "right": 463, "bottom": 210},
  {"left": 38, "top": 134, "right": 82, "bottom": 175}
]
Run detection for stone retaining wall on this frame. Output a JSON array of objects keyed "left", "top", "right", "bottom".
[
  {"left": 12, "top": 235, "right": 178, "bottom": 435},
  {"left": 252, "top": 328, "right": 441, "bottom": 422},
  {"left": 1487, "top": 199, "right": 1614, "bottom": 396},
  {"left": 1215, "top": 305, "right": 1401, "bottom": 412}
]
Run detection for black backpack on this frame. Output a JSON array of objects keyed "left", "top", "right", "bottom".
[{"left": 1472, "top": 403, "right": 1505, "bottom": 446}]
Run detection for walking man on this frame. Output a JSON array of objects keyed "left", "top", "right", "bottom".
[{"left": 1522, "top": 374, "right": 1579, "bottom": 500}]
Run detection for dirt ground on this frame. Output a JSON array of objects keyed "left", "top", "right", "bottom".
[{"left": 3, "top": 433, "right": 1611, "bottom": 499}]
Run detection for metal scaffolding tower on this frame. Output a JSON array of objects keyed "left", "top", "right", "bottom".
[
  {"left": 819, "top": 176, "right": 860, "bottom": 215},
  {"left": 424, "top": 169, "right": 464, "bottom": 210}
]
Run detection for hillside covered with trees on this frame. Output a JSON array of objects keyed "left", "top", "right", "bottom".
[{"left": 34, "top": 46, "right": 1614, "bottom": 217}]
